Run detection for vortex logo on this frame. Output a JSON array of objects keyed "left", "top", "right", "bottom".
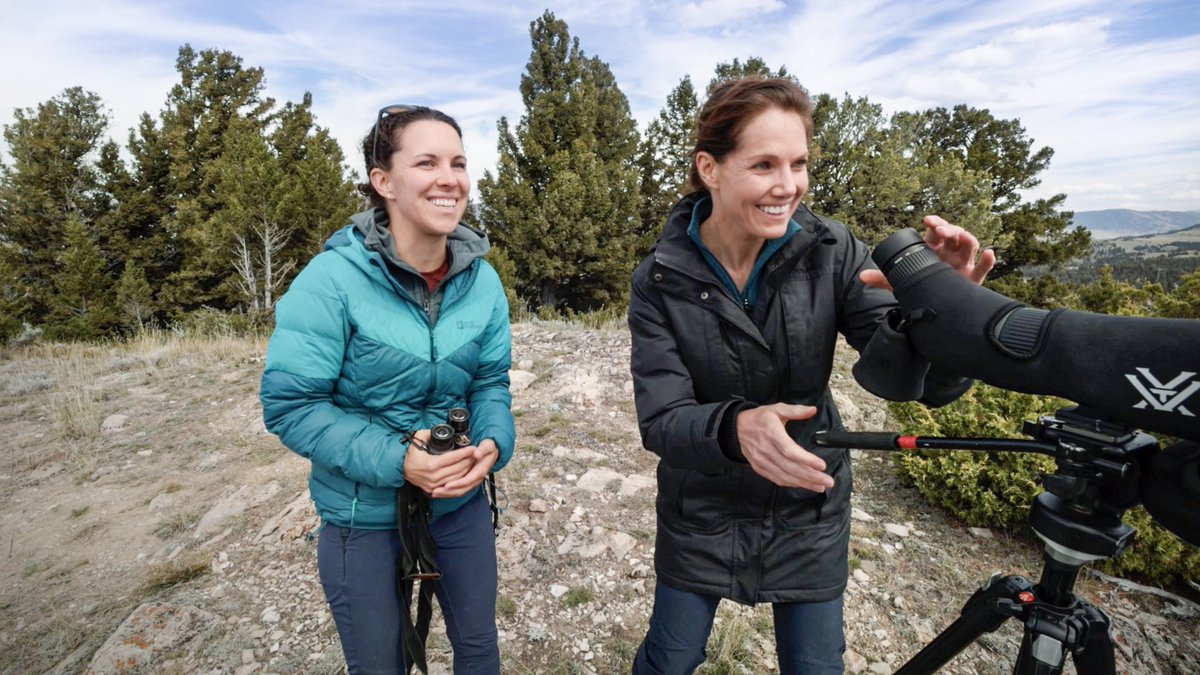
[{"left": 1126, "top": 369, "right": 1199, "bottom": 417}]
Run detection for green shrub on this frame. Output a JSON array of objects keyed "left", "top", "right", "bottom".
[
  {"left": 171, "top": 306, "right": 273, "bottom": 338},
  {"left": 889, "top": 384, "right": 1199, "bottom": 585}
]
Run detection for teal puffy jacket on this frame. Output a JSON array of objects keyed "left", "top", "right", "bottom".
[{"left": 260, "top": 209, "right": 515, "bottom": 528}]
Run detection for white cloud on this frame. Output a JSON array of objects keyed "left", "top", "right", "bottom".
[{"left": 0, "top": 0, "right": 1196, "bottom": 213}]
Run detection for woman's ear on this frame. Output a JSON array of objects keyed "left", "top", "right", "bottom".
[
  {"left": 369, "top": 168, "right": 392, "bottom": 201},
  {"left": 695, "top": 152, "right": 719, "bottom": 191}
]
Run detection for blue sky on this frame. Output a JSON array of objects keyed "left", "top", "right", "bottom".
[{"left": 2, "top": 0, "right": 1197, "bottom": 213}]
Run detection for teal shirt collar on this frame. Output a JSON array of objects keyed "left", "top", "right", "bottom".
[{"left": 686, "top": 195, "right": 801, "bottom": 309}]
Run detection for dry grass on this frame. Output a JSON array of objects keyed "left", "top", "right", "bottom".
[{"left": 141, "top": 550, "right": 211, "bottom": 595}]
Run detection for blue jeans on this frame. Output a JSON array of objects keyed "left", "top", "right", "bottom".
[
  {"left": 632, "top": 580, "right": 845, "bottom": 675},
  {"left": 317, "top": 490, "right": 499, "bottom": 674}
]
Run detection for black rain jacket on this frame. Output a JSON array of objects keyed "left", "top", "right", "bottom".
[{"left": 628, "top": 192, "right": 967, "bottom": 604}]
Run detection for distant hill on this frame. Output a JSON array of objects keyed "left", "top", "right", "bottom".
[
  {"left": 1071, "top": 209, "right": 1200, "bottom": 239},
  {"left": 1055, "top": 222, "right": 1200, "bottom": 288}
]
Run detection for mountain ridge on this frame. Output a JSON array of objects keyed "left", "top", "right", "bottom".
[{"left": 1072, "top": 209, "right": 1200, "bottom": 239}]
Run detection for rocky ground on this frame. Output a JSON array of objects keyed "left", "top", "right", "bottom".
[{"left": 0, "top": 322, "right": 1196, "bottom": 675}]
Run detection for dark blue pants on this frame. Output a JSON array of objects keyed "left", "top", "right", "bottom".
[
  {"left": 317, "top": 490, "right": 499, "bottom": 674},
  {"left": 632, "top": 580, "right": 846, "bottom": 675}
]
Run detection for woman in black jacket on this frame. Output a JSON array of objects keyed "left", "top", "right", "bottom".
[{"left": 627, "top": 78, "right": 994, "bottom": 674}]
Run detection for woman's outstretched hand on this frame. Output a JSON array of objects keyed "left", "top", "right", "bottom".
[
  {"left": 860, "top": 215, "right": 996, "bottom": 290},
  {"left": 736, "top": 403, "right": 835, "bottom": 492}
]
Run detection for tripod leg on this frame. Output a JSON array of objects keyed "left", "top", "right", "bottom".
[{"left": 895, "top": 574, "right": 1034, "bottom": 675}]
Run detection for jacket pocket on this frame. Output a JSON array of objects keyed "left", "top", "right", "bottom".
[
  {"left": 667, "top": 469, "right": 740, "bottom": 534},
  {"left": 773, "top": 457, "right": 852, "bottom": 530}
]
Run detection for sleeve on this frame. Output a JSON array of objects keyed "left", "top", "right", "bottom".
[
  {"left": 466, "top": 264, "right": 516, "bottom": 472},
  {"left": 628, "top": 265, "right": 748, "bottom": 473},
  {"left": 834, "top": 231, "right": 972, "bottom": 407},
  {"left": 259, "top": 257, "right": 408, "bottom": 488}
]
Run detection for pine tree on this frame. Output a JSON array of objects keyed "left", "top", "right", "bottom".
[
  {"left": 706, "top": 57, "right": 793, "bottom": 94},
  {"left": 0, "top": 87, "right": 113, "bottom": 334},
  {"left": 46, "top": 214, "right": 114, "bottom": 339},
  {"left": 477, "top": 11, "right": 641, "bottom": 311},
  {"left": 136, "top": 45, "right": 276, "bottom": 313},
  {"left": 115, "top": 261, "right": 154, "bottom": 332},
  {"left": 893, "top": 106, "right": 1089, "bottom": 276},
  {"left": 634, "top": 76, "right": 699, "bottom": 257}
]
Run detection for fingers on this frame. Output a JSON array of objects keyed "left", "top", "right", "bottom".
[
  {"left": 737, "top": 405, "right": 832, "bottom": 491},
  {"left": 859, "top": 269, "right": 893, "bottom": 291},
  {"left": 430, "top": 452, "right": 496, "bottom": 498},
  {"left": 922, "top": 215, "right": 993, "bottom": 285},
  {"left": 971, "top": 248, "right": 997, "bottom": 284},
  {"left": 746, "top": 446, "right": 834, "bottom": 492},
  {"left": 766, "top": 402, "right": 817, "bottom": 422}
]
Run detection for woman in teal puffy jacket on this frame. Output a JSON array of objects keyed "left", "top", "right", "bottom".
[{"left": 261, "top": 105, "right": 514, "bottom": 674}]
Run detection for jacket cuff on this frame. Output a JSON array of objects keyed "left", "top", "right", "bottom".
[{"left": 718, "top": 400, "right": 757, "bottom": 463}]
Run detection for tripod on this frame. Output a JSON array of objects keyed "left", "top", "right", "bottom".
[{"left": 818, "top": 405, "right": 1160, "bottom": 674}]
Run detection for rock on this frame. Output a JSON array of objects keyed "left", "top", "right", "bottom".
[
  {"left": 845, "top": 648, "right": 869, "bottom": 673},
  {"left": 853, "top": 569, "right": 870, "bottom": 583},
  {"left": 101, "top": 414, "right": 129, "bottom": 433},
  {"left": 529, "top": 499, "right": 549, "bottom": 513},
  {"left": 619, "top": 474, "right": 656, "bottom": 496},
  {"left": 576, "top": 468, "right": 623, "bottom": 492},
  {"left": 509, "top": 370, "right": 537, "bottom": 393},
  {"left": 869, "top": 662, "right": 891, "bottom": 674},
  {"left": 608, "top": 531, "right": 637, "bottom": 561},
  {"left": 86, "top": 602, "right": 220, "bottom": 673},
  {"left": 550, "top": 584, "right": 569, "bottom": 598},
  {"left": 851, "top": 507, "right": 875, "bottom": 522},
  {"left": 884, "top": 523, "right": 910, "bottom": 537},
  {"left": 195, "top": 482, "right": 282, "bottom": 538},
  {"left": 968, "top": 527, "right": 993, "bottom": 538}
]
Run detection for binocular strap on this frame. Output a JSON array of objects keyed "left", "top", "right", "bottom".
[{"left": 396, "top": 484, "right": 441, "bottom": 674}]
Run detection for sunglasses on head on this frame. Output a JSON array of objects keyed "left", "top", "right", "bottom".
[{"left": 370, "top": 104, "right": 420, "bottom": 168}]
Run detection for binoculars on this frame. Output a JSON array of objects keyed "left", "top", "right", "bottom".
[{"left": 426, "top": 408, "right": 471, "bottom": 454}]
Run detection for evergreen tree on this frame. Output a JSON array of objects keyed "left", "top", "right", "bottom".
[
  {"left": 706, "top": 57, "right": 793, "bottom": 94},
  {"left": 477, "top": 11, "right": 641, "bottom": 311},
  {"left": 634, "top": 76, "right": 699, "bottom": 257},
  {"left": 46, "top": 214, "right": 114, "bottom": 338},
  {"left": 0, "top": 87, "right": 112, "bottom": 330},
  {"left": 134, "top": 45, "right": 275, "bottom": 313},
  {"left": 809, "top": 95, "right": 1000, "bottom": 246},
  {"left": 893, "top": 106, "right": 1089, "bottom": 276},
  {"left": 269, "top": 93, "right": 360, "bottom": 259},
  {"left": 115, "top": 261, "right": 154, "bottom": 332}
]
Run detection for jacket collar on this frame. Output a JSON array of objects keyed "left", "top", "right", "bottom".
[
  {"left": 653, "top": 191, "right": 830, "bottom": 284},
  {"left": 649, "top": 192, "right": 832, "bottom": 351},
  {"left": 345, "top": 207, "right": 491, "bottom": 282}
]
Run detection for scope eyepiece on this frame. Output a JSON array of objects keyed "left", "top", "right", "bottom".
[{"left": 872, "top": 228, "right": 944, "bottom": 290}]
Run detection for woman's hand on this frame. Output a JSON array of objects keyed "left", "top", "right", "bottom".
[
  {"left": 429, "top": 439, "right": 500, "bottom": 499},
  {"left": 736, "top": 404, "right": 835, "bottom": 492},
  {"left": 403, "top": 429, "right": 474, "bottom": 493},
  {"left": 860, "top": 215, "right": 996, "bottom": 290}
]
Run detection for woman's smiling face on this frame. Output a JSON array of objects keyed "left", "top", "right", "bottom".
[
  {"left": 700, "top": 106, "right": 809, "bottom": 240},
  {"left": 377, "top": 119, "right": 469, "bottom": 239}
]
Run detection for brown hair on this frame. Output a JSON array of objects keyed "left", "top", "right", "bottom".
[
  {"left": 689, "top": 78, "right": 814, "bottom": 193},
  {"left": 357, "top": 106, "right": 464, "bottom": 209}
]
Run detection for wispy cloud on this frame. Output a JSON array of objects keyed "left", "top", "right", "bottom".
[{"left": 1, "top": 0, "right": 1196, "bottom": 212}]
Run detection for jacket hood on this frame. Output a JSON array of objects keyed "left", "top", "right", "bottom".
[{"left": 322, "top": 208, "right": 491, "bottom": 287}]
